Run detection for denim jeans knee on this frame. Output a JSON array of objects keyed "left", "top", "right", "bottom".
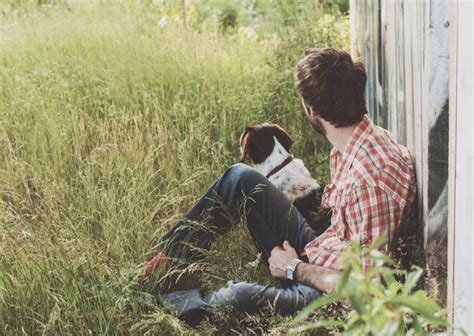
[
  {"left": 225, "top": 163, "right": 267, "bottom": 193},
  {"left": 208, "top": 281, "right": 264, "bottom": 312}
]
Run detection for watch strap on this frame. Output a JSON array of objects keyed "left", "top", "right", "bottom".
[{"left": 286, "top": 258, "right": 302, "bottom": 280}]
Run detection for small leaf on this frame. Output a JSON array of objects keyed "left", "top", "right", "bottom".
[
  {"left": 410, "top": 314, "right": 426, "bottom": 335},
  {"left": 391, "top": 294, "right": 448, "bottom": 326},
  {"left": 348, "top": 294, "right": 367, "bottom": 314},
  {"left": 337, "top": 265, "right": 351, "bottom": 291},
  {"left": 370, "top": 234, "right": 388, "bottom": 250},
  {"left": 379, "top": 319, "right": 401, "bottom": 336},
  {"left": 387, "top": 281, "right": 402, "bottom": 296},
  {"left": 380, "top": 268, "right": 397, "bottom": 286},
  {"left": 343, "top": 318, "right": 365, "bottom": 333},
  {"left": 370, "top": 249, "right": 394, "bottom": 265},
  {"left": 402, "top": 266, "right": 423, "bottom": 295}
]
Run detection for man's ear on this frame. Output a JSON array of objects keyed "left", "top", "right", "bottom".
[
  {"left": 303, "top": 102, "right": 321, "bottom": 126},
  {"left": 270, "top": 125, "right": 293, "bottom": 152},
  {"left": 302, "top": 101, "right": 314, "bottom": 118}
]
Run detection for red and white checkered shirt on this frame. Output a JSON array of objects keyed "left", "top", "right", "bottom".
[{"left": 304, "top": 115, "right": 416, "bottom": 271}]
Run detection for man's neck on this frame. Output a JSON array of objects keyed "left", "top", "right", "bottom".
[{"left": 322, "top": 120, "right": 357, "bottom": 154}]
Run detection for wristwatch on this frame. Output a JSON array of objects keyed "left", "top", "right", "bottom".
[{"left": 286, "top": 258, "right": 302, "bottom": 280}]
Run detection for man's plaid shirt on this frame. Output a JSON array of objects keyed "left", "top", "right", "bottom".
[{"left": 304, "top": 115, "right": 417, "bottom": 271}]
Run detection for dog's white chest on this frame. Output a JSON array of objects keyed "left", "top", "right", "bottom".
[
  {"left": 268, "top": 159, "right": 320, "bottom": 201},
  {"left": 253, "top": 138, "right": 320, "bottom": 201}
]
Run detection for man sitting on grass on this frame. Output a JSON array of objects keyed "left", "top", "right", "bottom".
[{"left": 142, "top": 48, "right": 417, "bottom": 321}]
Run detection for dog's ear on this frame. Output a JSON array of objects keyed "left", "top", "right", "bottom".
[
  {"left": 239, "top": 127, "right": 252, "bottom": 162},
  {"left": 240, "top": 125, "right": 275, "bottom": 164},
  {"left": 270, "top": 124, "right": 293, "bottom": 152}
]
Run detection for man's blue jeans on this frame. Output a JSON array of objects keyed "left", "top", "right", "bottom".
[{"left": 158, "top": 163, "right": 322, "bottom": 319}]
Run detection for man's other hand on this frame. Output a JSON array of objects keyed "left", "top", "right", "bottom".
[{"left": 268, "top": 240, "right": 298, "bottom": 280}]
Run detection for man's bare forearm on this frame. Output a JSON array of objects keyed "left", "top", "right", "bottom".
[{"left": 294, "top": 262, "right": 341, "bottom": 293}]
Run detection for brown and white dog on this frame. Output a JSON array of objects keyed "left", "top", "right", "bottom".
[{"left": 239, "top": 123, "right": 320, "bottom": 222}]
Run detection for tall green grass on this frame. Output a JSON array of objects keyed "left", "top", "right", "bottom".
[{"left": 1, "top": 2, "right": 348, "bottom": 334}]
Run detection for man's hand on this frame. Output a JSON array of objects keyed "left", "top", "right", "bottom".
[
  {"left": 268, "top": 240, "right": 298, "bottom": 280},
  {"left": 269, "top": 241, "right": 342, "bottom": 293}
]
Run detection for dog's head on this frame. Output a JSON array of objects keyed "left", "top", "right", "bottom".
[{"left": 239, "top": 123, "right": 293, "bottom": 164}]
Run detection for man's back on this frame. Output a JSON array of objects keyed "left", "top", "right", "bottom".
[{"left": 304, "top": 115, "right": 417, "bottom": 271}]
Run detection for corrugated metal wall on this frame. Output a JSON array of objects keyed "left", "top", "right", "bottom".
[
  {"left": 350, "top": 0, "right": 450, "bottom": 302},
  {"left": 448, "top": 1, "right": 474, "bottom": 333}
]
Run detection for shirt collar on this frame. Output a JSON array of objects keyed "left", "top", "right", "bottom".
[{"left": 333, "top": 115, "right": 373, "bottom": 183}]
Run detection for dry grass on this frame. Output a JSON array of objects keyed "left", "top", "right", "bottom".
[{"left": 0, "top": 1, "right": 348, "bottom": 334}]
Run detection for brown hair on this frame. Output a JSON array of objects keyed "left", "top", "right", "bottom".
[{"left": 295, "top": 48, "right": 367, "bottom": 127}]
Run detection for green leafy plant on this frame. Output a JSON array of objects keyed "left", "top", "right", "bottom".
[{"left": 288, "top": 237, "right": 449, "bottom": 336}]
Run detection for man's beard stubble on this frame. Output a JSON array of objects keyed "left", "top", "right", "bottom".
[{"left": 311, "top": 117, "right": 327, "bottom": 136}]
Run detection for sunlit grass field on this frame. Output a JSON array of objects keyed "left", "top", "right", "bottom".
[{"left": 0, "top": 1, "right": 348, "bottom": 334}]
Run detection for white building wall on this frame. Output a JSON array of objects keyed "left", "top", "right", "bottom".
[
  {"left": 448, "top": 1, "right": 474, "bottom": 334},
  {"left": 350, "top": 0, "right": 473, "bottom": 332},
  {"left": 350, "top": 0, "right": 450, "bottom": 299}
]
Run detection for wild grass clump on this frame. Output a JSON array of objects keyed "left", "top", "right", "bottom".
[{"left": 1, "top": 1, "right": 348, "bottom": 334}]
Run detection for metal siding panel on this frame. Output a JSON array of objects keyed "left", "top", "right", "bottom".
[
  {"left": 450, "top": 1, "right": 474, "bottom": 333},
  {"left": 424, "top": 0, "right": 451, "bottom": 305},
  {"left": 396, "top": 0, "right": 406, "bottom": 145},
  {"left": 351, "top": 0, "right": 454, "bottom": 311},
  {"left": 403, "top": 0, "right": 415, "bottom": 153}
]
